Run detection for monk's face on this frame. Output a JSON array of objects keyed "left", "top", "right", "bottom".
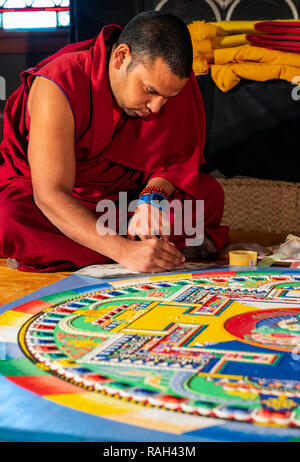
[{"left": 108, "top": 44, "right": 189, "bottom": 118}]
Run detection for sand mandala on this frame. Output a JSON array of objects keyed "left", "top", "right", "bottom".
[{"left": 2, "top": 269, "right": 300, "bottom": 440}]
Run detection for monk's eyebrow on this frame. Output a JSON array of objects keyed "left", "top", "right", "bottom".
[{"left": 146, "top": 84, "right": 179, "bottom": 98}]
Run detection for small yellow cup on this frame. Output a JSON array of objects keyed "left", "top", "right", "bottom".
[{"left": 229, "top": 250, "right": 257, "bottom": 266}]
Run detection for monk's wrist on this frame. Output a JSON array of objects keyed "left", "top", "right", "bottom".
[
  {"left": 139, "top": 185, "right": 169, "bottom": 200},
  {"left": 137, "top": 192, "right": 168, "bottom": 211},
  {"left": 95, "top": 233, "right": 128, "bottom": 263},
  {"left": 145, "top": 177, "right": 175, "bottom": 197},
  {"left": 117, "top": 237, "right": 136, "bottom": 267}
]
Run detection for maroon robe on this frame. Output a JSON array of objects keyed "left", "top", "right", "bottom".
[
  {"left": 0, "top": 25, "right": 229, "bottom": 272},
  {"left": 247, "top": 33, "right": 300, "bottom": 53}
]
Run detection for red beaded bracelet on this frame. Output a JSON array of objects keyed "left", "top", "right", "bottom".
[{"left": 139, "top": 185, "right": 169, "bottom": 200}]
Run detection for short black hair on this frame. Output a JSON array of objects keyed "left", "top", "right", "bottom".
[{"left": 114, "top": 11, "right": 193, "bottom": 79}]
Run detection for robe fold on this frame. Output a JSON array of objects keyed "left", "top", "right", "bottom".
[
  {"left": 254, "top": 20, "right": 300, "bottom": 34},
  {"left": 0, "top": 24, "right": 229, "bottom": 272},
  {"left": 246, "top": 33, "right": 300, "bottom": 53}
]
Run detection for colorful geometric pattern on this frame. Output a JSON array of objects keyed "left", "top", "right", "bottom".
[{"left": 1, "top": 268, "right": 300, "bottom": 441}]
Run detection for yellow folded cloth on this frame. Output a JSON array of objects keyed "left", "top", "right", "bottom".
[
  {"left": 188, "top": 19, "right": 300, "bottom": 44},
  {"left": 188, "top": 19, "right": 300, "bottom": 81},
  {"left": 213, "top": 20, "right": 260, "bottom": 36},
  {"left": 214, "top": 44, "right": 300, "bottom": 65},
  {"left": 211, "top": 45, "right": 300, "bottom": 91},
  {"left": 212, "top": 34, "right": 250, "bottom": 48},
  {"left": 188, "top": 20, "right": 217, "bottom": 41},
  {"left": 192, "top": 52, "right": 211, "bottom": 75},
  {"left": 188, "top": 20, "right": 258, "bottom": 75}
]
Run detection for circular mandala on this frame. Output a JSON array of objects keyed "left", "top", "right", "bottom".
[
  {"left": 18, "top": 271, "right": 300, "bottom": 427},
  {"left": 225, "top": 309, "right": 300, "bottom": 351}
]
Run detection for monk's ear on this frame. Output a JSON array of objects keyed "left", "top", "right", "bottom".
[{"left": 112, "top": 43, "right": 131, "bottom": 70}]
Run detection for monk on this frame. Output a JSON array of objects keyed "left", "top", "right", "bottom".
[{"left": 0, "top": 11, "right": 229, "bottom": 273}]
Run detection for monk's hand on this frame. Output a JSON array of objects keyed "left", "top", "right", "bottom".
[
  {"left": 120, "top": 237, "right": 185, "bottom": 273},
  {"left": 127, "top": 203, "right": 171, "bottom": 242}
]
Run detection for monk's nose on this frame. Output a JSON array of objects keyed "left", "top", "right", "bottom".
[{"left": 146, "top": 96, "right": 168, "bottom": 113}]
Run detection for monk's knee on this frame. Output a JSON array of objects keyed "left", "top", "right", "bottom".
[
  {"left": 190, "top": 174, "right": 224, "bottom": 230},
  {"left": 200, "top": 173, "right": 224, "bottom": 206}
]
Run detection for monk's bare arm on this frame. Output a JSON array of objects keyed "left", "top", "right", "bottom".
[{"left": 27, "top": 76, "right": 127, "bottom": 263}]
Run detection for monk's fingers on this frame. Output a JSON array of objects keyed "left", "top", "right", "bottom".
[
  {"left": 161, "top": 249, "right": 184, "bottom": 267},
  {"left": 138, "top": 229, "right": 163, "bottom": 240},
  {"left": 154, "top": 255, "right": 183, "bottom": 271},
  {"left": 158, "top": 210, "right": 171, "bottom": 242},
  {"left": 137, "top": 232, "right": 151, "bottom": 241},
  {"left": 149, "top": 241, "right": 183, "bottom": 267},
  {"left": 130, "top": 205, "right": 171, "bottom": 241},
  {"left": 135, "top": 206, "right": 160, "bottom": 239},
  {"left": 146, "top": 205, "right": 160, "bottom": 238},
  {"left": 161, "top": 235, "right": 170, "bottom": 243},
  {"left": 149, "top": 208, "right": 171, "bottom": 240},
  {"left": 138, "top": 239, "right": 183, "bottom": 271},
  {"left": 160, "top": 240, "right": 185, "bottom": 263},
  {"left": 149, "top": 256, "right": 176, "bottom": 272},
  {"left": 137, "top": 224, "right": 154, "bottom": 241},
  {"left": 132, "top": 204, "right": 155, "bottom": 239},
  {"left": 150, "top": 263, "right": 173, "bottom": 273},
  {"left": 159, "top": 215, "right": 171, "bottom": 241},
  {"left": 128, "top": 214, "right": 148, "bottom": 239},
  {"left": 127, "top": 215, "right": 138, "bottom": 235}
]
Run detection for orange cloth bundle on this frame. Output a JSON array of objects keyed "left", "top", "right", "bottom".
[
  {"left": 211, "top": 45, "right": 300, "bottom": 91},
  {"left": 188, "top": 20, "right": 253, "bottom": 74},
  {"left": 189, "top": 19, "right": 300, "bottom": 91}
]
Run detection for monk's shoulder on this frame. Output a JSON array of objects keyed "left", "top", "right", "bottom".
[
  {"left": 38, "top": 50, "right": 90, "bottom": 85},
  {"left": 28, "top": 50, "right": 91, "bottom": 130},
  {"left": 28, "top": 75, "right": 72, "bottom": 118}
]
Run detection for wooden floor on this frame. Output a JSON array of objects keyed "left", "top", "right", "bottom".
[
  {"left": 0, "top": 231, "right": 288, "bottom": 307},
  {"left": 0, "top": 259, "right": 72, "bottom": 306}
]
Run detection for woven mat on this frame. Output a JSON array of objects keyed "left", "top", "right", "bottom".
[{"left": 217, "top": 177, "right": 300, "bottom": 234}]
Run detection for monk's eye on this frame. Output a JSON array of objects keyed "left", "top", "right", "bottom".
[{"left": 145, "top": 88, "right": 156, "bottom": 95}]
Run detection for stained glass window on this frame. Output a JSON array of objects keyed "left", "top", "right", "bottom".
[{"left": 0, "top": 0, "right": 70, "bottom": 30}]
